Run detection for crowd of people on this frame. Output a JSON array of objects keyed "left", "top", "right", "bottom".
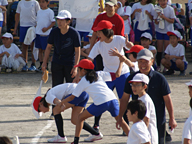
[{"left": 1, "top": 0, "right": 192, "bottom": 144}]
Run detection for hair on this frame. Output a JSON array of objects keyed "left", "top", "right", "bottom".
[
  {"left": 79, "top": 67, "right": 98, "bottom": 83},
  {"left": 140, "top": 0, "right": 152, "bottom": 4},
  {"left": 0, "top": 136, "right": 12, "bottom": 144},
  {"left": 140, "top": 37, "right": 151, "bottom": 41},
  {"left": 38, "top": 0, "right": 48, "bottom": 2},
  {"left": 38, "top": 88, "right": 51, "bottom": 112},
  {"left": 190, "top": 98, "right": 192, "bottom": 109},
  {"left": 127, "top": 100, "right": 146, "bottom": 120},
  {"left": 169, "top": 35, "right": 179, "bottom": 39},
  {"left": 101, "top": 29, "right": 114, "bottom": 39},
  {"left": 125, "top": 0, "right": 129, "bottom": 6},
  {"left": 130, "top": 52, "right": 137, "bottom": 59}
]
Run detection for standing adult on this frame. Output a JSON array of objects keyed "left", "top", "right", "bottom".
[
  {"left": 116, "top": 49, "right": 177, "bottom": 144},
  {"left": 42, "top": 10, "right": 81, "bottom": 87}
]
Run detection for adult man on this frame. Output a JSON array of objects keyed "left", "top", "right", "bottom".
[{"left": 117, "top": 49, "right": 177, "bottom": 144}]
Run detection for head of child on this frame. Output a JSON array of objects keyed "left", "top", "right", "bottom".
[
  {"left": 140, "top": 32, "right": 152, "bottom": 49},
  {"left": 93, "top": 20, "right": 114, "bottom": 42},
  {"left": 126, "top": 45, "right": 144, "bottom": 62},
  {"left": 38, "top": 0, "right": 49, "bottom": 10},
  {"left": 2, "top": 33, "right": 13, "bottom": 48},
  {"left": 56, "top": 10, "right": 71, "bottom": 30},
  {"left": 158, "top": 0, "right": 168, "bottom": 8},
  {"left": 140, "top": 0, "right": 152, "bottom": 5},
  {"left": 190, "top": 98, "right": 192, "bottom": 110},
  {"left": 167, "top": 30, "right": 182, "bottom": 47},
  {"left": 126, "top": 100, "right": 146, "bottom": 123},
  {"left": 105, "top": 0, "right": 118, "bottom": 16},
  {"left": 0, "top": 136, "right": 12, "bottom": 144},
  {"left": 129, "top": 73, "right": 149, "bottom": 97},
  {"left": 185, "top": 80, "right": 192, "bottom": 98},
  {"left": 74, "top": 59, "right": 98, "bottom": 83}
]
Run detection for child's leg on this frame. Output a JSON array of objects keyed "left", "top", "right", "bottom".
[
  {"left": 30, "top": 42, "right": 36, "bottom": 64},
  {"left": 38, "top": 49, "right": 43, "bottom": 63},
  {"left": 175, "top": 59, "right": 185, "bottom": 71},
  {"left": 22, "top": 43, "right": 28, "bottom": 63},
  {"left": 161, "top": 58, "right": 172, "bottom": 69},
  {"left": 114, "top": 116, "right": 130, "bottom": 136},
  {"left": 164, "top": 40, "right": 170, "bottom": 51}
]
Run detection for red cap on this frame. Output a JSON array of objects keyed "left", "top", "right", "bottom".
[
  {"left": 74, "top": 59, "right": 94, "bottom": 70},
  {"left": 33, "top": 96, "right": 42, "bottom": 112},
  {"left": 93, "top": 20, "right": 113, "bottom": 32},
  {"left": 126, "top": 45, "right": 144, "bottom": 53}
]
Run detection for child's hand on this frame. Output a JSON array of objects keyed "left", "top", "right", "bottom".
[
  {"left": 169, "top": 55, "right": 175, "bottom": 60},
  {"left": 109, "top": 47, "right": 121, "bottom": 57},
  {"left": 14, "top": 54, "right": 20, "bottom": 59},
  {"left": 159, "top": 14, "right": 166, "bottom": 19},
  {"left": 4, "top": 52, "right": 10, "bottom": 57},
  {"left": 145, "top": 10, "right": 150, "bottom": 15},
  {"left": 135, "top": 8, "right": 142, "bottom": 13},
  {"left": 42, "top": 27, "right": 48, "bottom": 33},
  {"left": 125, "top": 34, "right": 134, "bottom": 49}
]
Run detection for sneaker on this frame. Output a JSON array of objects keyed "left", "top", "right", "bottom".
[
  {"left": 179, "top": 70, "right": 185, "bottom": 76},
  {"left": 163, "top": 69, "right": 174, "bottom": 75},
  {"left": 35, "top": 66, "right": 42, "bottom": 72},
  {"left": 47, "top": 135, "right": 67, "bottom": 143},
  {"left": 93, "top": 126, "right": 99, "bottom": 133},
  {"left": 22, "top": 65, "right": 28, "bottom": 72},
  {"left": 1, "top": 66, "right": 6, "bottom": 73},
  {"left": 166, "top": 131, "right": 172, "bottom": 142},
  {"left": 84, "top": 132, "right": 103, "bottom": 142},
  {"left": 156, "top": 66, "right": 161, "bottom": 72},
  {"left": 28, "top": 65, "right": 36, "bottom": 71},
  {"left": 49, "top": 114, "right": 54, "bottom": 120},
  {"left": 6, "top": 67, "right": 12, "bottom": 73}
]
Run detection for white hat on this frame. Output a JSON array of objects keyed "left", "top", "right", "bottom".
[
  {"left": 186, "top": 80, "right": 192, "bottom": 87},
  {"left": 129, "top": 73, "right": 149, "bottom": 84},
  {"left": 167, "top": 30, "right": 183, "bottom": 40},
  {"left": 32, "top": 96, "right": 42, "bottom": 119},
  {"left": 2, "top": 32, "right": 13, "bottom": 39},
  {"left": 56, "top": 10, "right": 71, "bottom": 19},
  {"left": 141, "top": 32, "right": 152, "bottom": 41},
  {"left": 86, "top": 30, "right": 93, "bottom": 37}
]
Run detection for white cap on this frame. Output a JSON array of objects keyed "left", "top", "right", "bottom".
[
  {"left": 167, "top": 30, "right": 183, "bottom": 40},
  {"left": 141, "top": 32, "right": 152, "bottom": 41},
  {"left": 186, "top": 80, "right": 192, "bottom": 87},
  {"left": 129, "top": 73, "right": 149, "bottom": 84},
  {"left": 87, "top": 30, "right": 93, "bottom": 37},
  {"left": 2, "top": 32, "right": 13, "bottom": 39},
  {"left": 56, "top": 10, "right": 71, "bottom": 19}
]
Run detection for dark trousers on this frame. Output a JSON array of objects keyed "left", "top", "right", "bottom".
[
  {"left": 95, "top": 55, "right": 103, "bottom": 71},
  {"left": 158, "top": 122, "right": 166, "bottom": 144}
]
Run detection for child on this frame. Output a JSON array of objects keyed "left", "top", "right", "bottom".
[
  {"left": 154, "top": 0, "right": 175, "bottom": 72},
  {"left": 161, "top": 30, "right": 188, "bottom": 76},
  {"left": 186, "top": 80, "right": 192, "bottom": 117},
  {"left": 109, "top": 45, "right": 144, "bottom": 73},
  {"left": 126, "top": 100, "right": 151, "bottom": 144},
  {"left": 182, "top": 98, "right": 192, "bottom": 144},
  {"left": 0, "top": 0, "right": 8, "bottom": 35},
  {"left": 60, "top": 59, "right": 130, "bottom": 144},
  {"left": 32, "top": 83, "right": 101, "bottom": 143},
  {"left": 81, "top": 31, "right": 93, "bottom": 58},
  {"left": 13, "top": 0, "right": 40, "bottom": 71},
  {"left": 129, "top": 73, "right": 158, "bottom": 144},
  {"left": 131, "top": 0, "right": 154, "bottom": 44},
  {"left": 35, "top": 0, "right": 55, "bottom": 72},
  {"left": 140, "top": 32, "right": 157, "bottom": 70},
  {"left": 0, "top": 33, "right": 26, "bottom": 72}
]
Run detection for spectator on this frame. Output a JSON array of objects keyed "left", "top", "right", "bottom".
[{"left": 0, "top": 0, "right": 8, "bottom": 35}]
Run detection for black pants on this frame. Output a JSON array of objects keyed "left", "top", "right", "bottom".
[
  {"left": 51, "top": 62, "right": 74, "bottom": 87},
  {"left": 158, "top": 122, "right": 166, "bottom": 144},
  {"left": 95, "top": 55, "right": 104, "bottom": 71}
]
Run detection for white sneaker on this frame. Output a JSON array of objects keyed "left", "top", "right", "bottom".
[
  {"left": 84, "top": 132, "right": 103, "bottom": 142},
  {"left": 47, "top": 135, "right": 67, "bottom": 143}
]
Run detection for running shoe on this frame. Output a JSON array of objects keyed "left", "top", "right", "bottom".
[
  {"left": 84, "top": 132, "right": 103, "bottom": 142},
  {"left": 28, "top": 65, "right": 36, "bottom": 71},
  {"left": 47, "top": 135, "right": 67, "bottom": 143},
  {"left": 22, "top": 65, "right": 28, "bottom": 72}
]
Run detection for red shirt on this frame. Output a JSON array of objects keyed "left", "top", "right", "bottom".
[{"left": 92, "top": 13, "right": 124, "bottom": 36}]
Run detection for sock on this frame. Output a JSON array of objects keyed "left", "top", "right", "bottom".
[
  {"left": 94, "top": 114, "right": 102, "bottom": 127},
  {"left": 156, "top": 52, "right": 162, "bottom": 66},
  {"left": 73, "top": 137, "right": 79, "bottom": 144},
  {"left": 83, "top": 122, "right": 99, "bottom": 135},
  {"left": 40, "top": 62, "right": 43, "bottom": 67},
  {"left": 54, "top": 114, "right": 64, "bottom": 137},
  {"left": 47, "top": 63, "right": 49, "bottom": 69}
]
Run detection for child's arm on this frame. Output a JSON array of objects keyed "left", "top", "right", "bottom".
[
  {"left": 151, "top": 50, "right": 157, "bottom": 57},
  {"left": 115, "top": 59, "right": 123, "bottom": 78},
  {"left": 143, "top": 116, "right": 150, "bottom": 128},
  {"left": 81, "top": 48, "right": 89, "bottom": 58},
  {"left": 0, "top": 51, "right": 9, "bottom": 57},
  {"left": 13, "top": 13, "right": 20, "bottom": 35},
  {"left": 42, "top": 21, "right": 56, "bottom": 33},
  {"left": 0, "top": 5, "right": 7, "bottom": 11},
  {"left": 14, "top": 53, "right": 24, "bottom": 58},
  {"left": 183, "top": 138, "right": 191, "bottom": 144},
  {"left": 165, "top": 54, "right": 183, "bottom": 60},
  {"left": 125, "top": 34, "right": 134, "bottom": 49},
  {"left": 145, "top": 10, "right": 153, "bottom": 21},
  {"left": 160, "top": 14, "right": 174, "bottom": 23},
  {"left": 131, "top": 8, "right": 141, "bottom": 20}
]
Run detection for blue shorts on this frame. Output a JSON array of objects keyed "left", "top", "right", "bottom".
[
  {"left": 134, "top": 21, "right": 152, "bottom": 42},
  {"left": 64, "top": 91, "right": 89, "bottom": 107},
  {"left": 78, "top": 31, "right": 89, "bottom": 42},
  {"left": 106, "top": 72, "right": 130, "bottom": 99},
  {"left": 156, "top": 31, "right": 169, "bottom": 40},
  {"left": 35, "top": 34, "right": 48, "bottom": 50},
  {"left": 87, "top": 99, "right": 119, "bottom": 117},
  {"left": 0, "top": 21, "right": 3, "bottom": 27},
  {"left": 19, "top": 26, "right": 31, "bottom": 42},
  {"left": 170, "top": 60, "right": 188, "bottom": 71}
]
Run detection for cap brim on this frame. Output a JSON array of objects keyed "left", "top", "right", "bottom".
[
  {"left": 105, "top": 2, "right": 115, "bottom": 6},
  {"left": 137, "top": 56, "right": 152, "bottom": 61},
  {"left": 129, "top": 80, "right": 143, "bottom": 83},
  {"left": 125, "top": 50, "right": 133, "bottom": 53},
  {"left": 186, "top": 82, "right": 192, "bottom": 86},
  {"left": 140, "top": 36, "right": 151, "bottom": 40},
  {"left": 167, "top": 32, "right": 177, "bottom": 37},
  {"left": 93, "top": 26, "right": 103, "bottom": 32},
  {"left": 32, "top": 105, "right": 42, "bottom": 119},
  {"left": 74, "top": 64, "right": 79, "bottom": 68},
  {"left": 56, "top": 16, "right": 70, "bottom": 19},
  {"left": 1, "top": 36, "right": 12, "bottom": 39}
]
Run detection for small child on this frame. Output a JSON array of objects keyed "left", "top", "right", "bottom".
[
  {"left": 81, "top": 31, "right": 93, "bottom": 58},
  {"left": 182, "top": 98, "right": 192, "bottom": 144},
  {"left": 35, "top": 0, "right": 55, "bottom": 72},
  {"left": 161, "top": 30, "right": 188, "bottom": 76},
  {"left": 185, "top": 80, "right": 192, "bottom": 117},
  {"left": 140, "top": 32, "right": 157, "bottom": 70},
  {"left": 129, "top": 73, "right": 158, "bottom": 144},
  {"left": 0, "top": 33, "right": 26, "bottom": 72},
  {"left": 126, "top": 100, "right": 151, "bottom": 144}
]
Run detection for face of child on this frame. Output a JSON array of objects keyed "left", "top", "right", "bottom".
[
  {"left": 105, "top": 4, "right": 115, "bottom": 15},
  {"left": 169, "top": 35, "right": 178, "bottom": 47},
  {"left": 189, "top": 87, "right": 192, "bottom": 98},
  {"left": 128, "top": 53, "right": 136, "bottom": 62},
  {"left": 141, "top": 0, "right": 147, "bottom": 4},
  {"left": 57, "top": 19, "right": 70, "bottom": 29},
  {"left": 140, "top": 38, "right": 151, "bottom": 48},
  {"left": 2, "top": 37, "right": 12, "bottom": 48},
  {"left": 158, "top": 0, "right": 168, "bottom": 8},
  {"left": 131, "top": 82, "right": 145, "bottom": 95},
  {"left": 126, "top": 109, "right": 133, "bottom": 121},
  {"left": 39, "top": 102, "right": 50, "bottom": 113},
  {"left": 38, "top": 0, "right": 49, "bottom": 9},
  {"left": 97, "top": 31, "right": 107, "bottom": 42},
  {"left": 78, "top": 68, "right": 86, "bottom": 78}
]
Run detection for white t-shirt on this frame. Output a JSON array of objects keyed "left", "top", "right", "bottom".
[
  {"left": 154, "top": 5, "right": 175, "bottom": 34},
  {"left": 138, "top": 94, "right": 158, "bottom": 144},
  {"left": 72, "top": 71, "right": 117, "bottom": 105},
  {"left": 148, "top": 45, "right": 156, "bottom": 51},
  {"left": 88, "top": 35, "right": 130, "bottom": 75},
  {"left": 127, "top": 120, "right": 151, "bottom": 144},
  {"left": 0, "top": 0, "right": 8, "bottom": 21},
  {"left": 0, "top": 43, "right": 22, "bottom": 56},
  {"left": 131, "top": 2, "right": 154, "bottom": 23},
  {"left": 16, "top": 0, "right": 40, "bottom": 27},
  {"left": 167, "top": 0, "right": 172, "bottom": 5},
  {"left": 75, "top": 18, "right": 93, "bottom": 32},
  {"left": 117, "top": 2, "right": 132, "bottom": 34},
  {"left": 45, "top": 83, "right": 77, "bottom": 105},
  {"left": 165, "top": 43, "right": 187, "bottom": 63},
  {"left": 132, "top": 61, "right": 139, "bottom": 72},
  {"left": 188, "top": 0, "right": 192, "bottom": 11},
  {"left": 182, "top": 115, "right": 192, "bottom": 144},
  {"left": 36, "top": 8, "right": 55, "bottom": 35},
  {"left": 83, "top": 44, "right": 90, "bottom": 49}
]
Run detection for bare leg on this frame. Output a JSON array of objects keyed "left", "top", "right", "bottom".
[
  {"left": 161, "top": 58, "right": 171, "bottom": 69},
  {"left": 22, "top": 43, "right": 28, "bottom": 63},
  {"left": 71, "top": 106, "right": 84, "bottom": 125},
  {"left": 175, "top": 59, "right": 184, "bottom": 71},
  {"left": 30, "top": 42, "right": 36, "bottom": 64}
]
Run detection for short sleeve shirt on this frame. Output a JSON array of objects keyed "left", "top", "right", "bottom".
[
  {"left": 124, "top": 70, "right": 171, "bottom": 125},
  {"left": 182, "top": 116, "right": 192, "bottom": 144},
  {"left": 48, "top": 27, "right": 81, "bottom": 66},
  {"left": 0, "top": 43, "right": 22, "bottom": 56},
  {"left": 0, "top": 0, "right": 8, "bottom": 21}
]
